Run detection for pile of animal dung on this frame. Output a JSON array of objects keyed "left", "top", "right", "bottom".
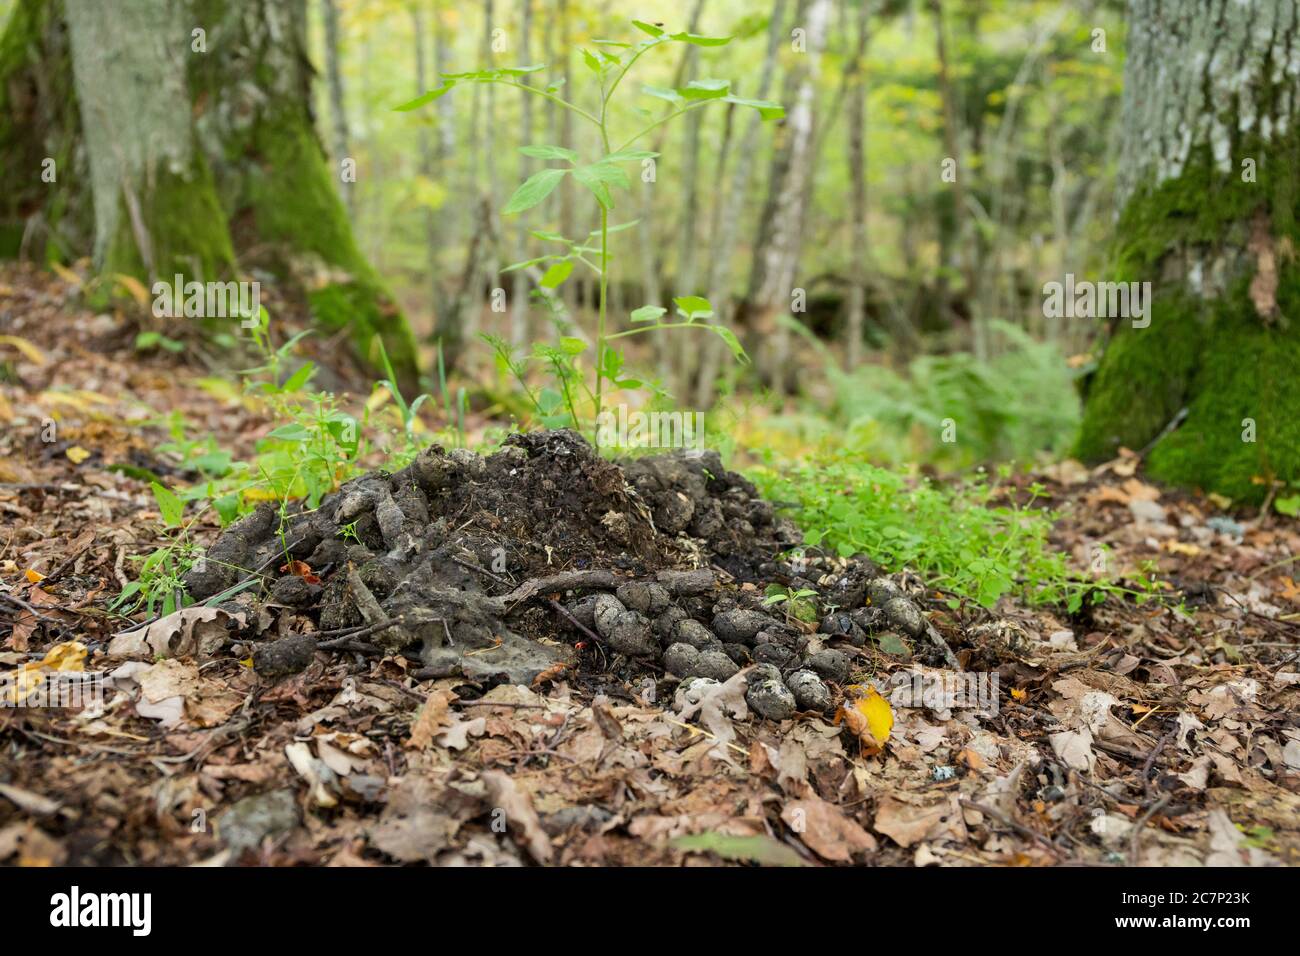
[{"left": 182, "top": 429, "right": 954, "bottom": 719}]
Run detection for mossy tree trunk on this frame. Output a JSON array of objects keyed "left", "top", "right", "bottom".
[
  {"left": 0, "top": 0, "right": 418, "bottom": 390},
  {"left": 1077, "top": 0, "right": 1300, "bottom": 502},
  {"left": 189, "top": 0, "right": 418, "bottom": 390},
  {"left": 0, "top": 0, "right": 90, "bottom": 262}
]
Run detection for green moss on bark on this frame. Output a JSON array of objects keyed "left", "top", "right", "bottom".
[
  {"left": 103, "top": 154, "right": 235, "bottom": 282},
  {"left": 242, "top": 108, "right": 418, "bottom": 388},
  {"left": 0, "top": 0, "right": 86, "bottom": 263},
  {"left": 1078, "top": 133, "right": 1300, "bottom": 503}
]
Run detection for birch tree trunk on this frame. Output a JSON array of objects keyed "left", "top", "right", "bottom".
[
  {"left": 320, "top": 0, "right": 352, "bottom": 218},
  {"left": 693, "top": 0, "right": 788, "bottom": 407},
  {"left": 845, "top": 0, "right": 869, "bottom": 370},
  {"left": 510, "top": 0, "right": 533, "bottom": 347},
  {"left": 752, "top": 0, "right": 830, "bottom": 392},
  {"left": 1078, "top": 0, "right": 1300, "bottom": 502}
]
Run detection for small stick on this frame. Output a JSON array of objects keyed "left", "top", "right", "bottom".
[
  {"left": 1128, "top": 793, "right": 1171, "bottom": 866},
  {"left": 453, "top": 556, "right": 606, "bottom": 648},
  {"left": 959, "top": 798, "right": 1060, "bottom": 859},
  {"left": 1141, "top": 726, "right": 1176, "bottom": 801}
]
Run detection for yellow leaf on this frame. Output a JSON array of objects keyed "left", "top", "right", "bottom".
[
  {"left": 0, "top": 335, "right": 47, "bottom": 365},
  {"left": 111, "top": 273, "right": 151, "bottom": 306},
  {"left": 1010, "top": 687, "right": 1027, "bottom": 701},
  {"left": 366, "top": 385, "right": 393, "bottom": 412},
  {"left": 2, "top": 641, "right": 86, "bottom": 706},
  {"left": 65, "top": 446, "right": 91, "bottom": 464},
  {"left": 837, "top": 686, "right": 893, "bottom": 755},
  {"left": 49, "top": 262, "right": 82, "bottom": 288},
  {"left": 24, "top": 568, "right": 45, "bottom": 583}
]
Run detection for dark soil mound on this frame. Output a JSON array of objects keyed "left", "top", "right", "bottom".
[{"left": 182, "top": 430, "right": 946, "bottom": 714}]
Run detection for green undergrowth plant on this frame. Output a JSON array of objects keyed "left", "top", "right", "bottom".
[
  {"left": 749, "top": 451, "right": 1162, "bottom": 613},
  {"left": 116, "top": 312, "right": 439, "bottom": 615},
  {"left": 396, "top": 19, "right": 779, "bottom": 447},
  {"left": 773, "top": 319, "right": 1081, "bottom": 468}
]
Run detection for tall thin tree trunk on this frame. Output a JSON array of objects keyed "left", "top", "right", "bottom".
[
  {"left": 845, "top": 0, "right": 869, "bottom": 369},
  {"left": 693, "top": 0, "right": 788, "bottom": 408},
  {"left": 320, "top": 0, "right": 351, "bottom": 218},
  {"left": 510, "top": 0, "right": 533, "bottom": 346},
  {"left": 930, "top": 0, "right": 980, "bottom": 355},
  {"left": 636, "top": 0, "right": 707, "bottom": 389},
  {"left": 412, "top": 2, "right": 439, "bottom": 339},
  {"left": 556, "top": 0, "right": 576, "bottom": 314},
  {"left": 753, "top": 0, "right": 831, "bottom": 393}
]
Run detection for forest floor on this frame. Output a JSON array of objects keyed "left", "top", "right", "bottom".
[{"left": 1, "top": 263, "right": 1298, "bottom": 867}]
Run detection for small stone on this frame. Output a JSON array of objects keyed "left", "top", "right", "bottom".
[
  {"left": 746, "top": 677, "right": 796, "bottom": 721},
  {"left": 820, "top": 611, "right": 867, "bottom": 646},
  {"left": 867, "top": 577, "right": 905, "bottom": 607},
  {"left": 753, "top": 642, "right": 793, "bottom": 667},
  {"left": 606, "top": 610, "right": 656, "bottom": 657},
  {"left": 653, "top": 606, "right": 688, "bottom": 643},
  {"left": 932, "top": 766, "right": 956, "bottom": 782},
  {"left": 712, "top": 608, "right": 781, "bottom": 644},
  {"left": 662, "top": 643, "right": 701, "bottom": 677},
  {"left": 721, "top": 642, "right": 752, "bottom": 666},
  {"left": 805, "top": 649, "right": 850, "bottom": 685},
  {"left": 850, "top": 605, "right": 887, "bottom": 633},
  {"left": 672, "top": 618, "right": 717, "bottom": 650},
  {"left": 883, "top": 596, "right": 924, "bottom": 638},
  {"left": 748, "top": 662, "right": 783, "bottom": 685},
  {"left": 253, "top": 633, "right": 318, "bottom": 678},
  {"left": 218, "top": 789, "right": 299, "bottom": 854},
  {"left": 696, "top": 650, "right": 740, "bottom": 681},
  {"left": 616, "top": 581, "right": 672, "bottom": 616},
  {"left": 592, "top": 593, "right": 626, "bottom": 638},
  {"left": 820, "top": 611, "right": 856, "bottom": 637},
  {"left": 271, "top": 574, "right": 315, "bottom": 607},
  {"left": 567, "top": 594, "right": 601, "bottom": 631},
  {"left": 786, "top": 669, "right": 833, "bottom": 713}
]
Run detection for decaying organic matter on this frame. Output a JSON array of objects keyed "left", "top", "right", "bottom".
[{"left": 181, "top": 429, "right": 947, "bottom": 714}]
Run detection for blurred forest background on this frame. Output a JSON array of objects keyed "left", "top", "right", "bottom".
[
  {"left": 12, "top": 0, "right": 1296, "bottom": 503},
  {"left": 312, "top": 0, "right": 1125, "bottom": 467}
]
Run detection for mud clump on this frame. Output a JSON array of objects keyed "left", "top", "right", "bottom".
[{"left": 184, "top": 429, "right": 944, "bottom": 715}]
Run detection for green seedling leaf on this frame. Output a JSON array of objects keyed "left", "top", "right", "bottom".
[
  {"left": 559, "top": 336, "right": 587, "bottom": 355},
  {"left": 710, "top": 325, "right": 748, "bottom": 362},
  {"left": 602, "top": 149, "right": 659, "bottom": 163},
  {"left": 393, "top": 81, "right": 456, "bottom": 111},
  {"left": 642, "top": 84, "right": 683, "bottom": 104},
  {"left": 539, "top": 260, "right": 575, "bottom": 289},
  {"left": 679, "top": 78, "right": 730, "bottom": 100},
  {"left": 723, "top": 95, "right": 785, "bottom": 120},
  {"left": 632, "top": 20, "right": 665, "bottom": 37},
  {"left": 267, "top": 423, "right": 312, "bottom": 442},
  {"left": 631, "top": 305, "right": 667, "bottom": 323},
  {"left": 519, "top": 144, "right": 579, "bottom": 163},
  {"left": 504, "top": 167, "right": 567, "bottom": 214},
  {"left": 673, "top": 295, "right": 714, "bottom": 319},
  {"left": 281, "top": 361, "right": 315, "bottom": 393},
  {"left": 151, "top": 482, "right": 184, "bottom": 528},
  {"left": 669, "top": 32, "right": 732, "bottom": 46}
]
